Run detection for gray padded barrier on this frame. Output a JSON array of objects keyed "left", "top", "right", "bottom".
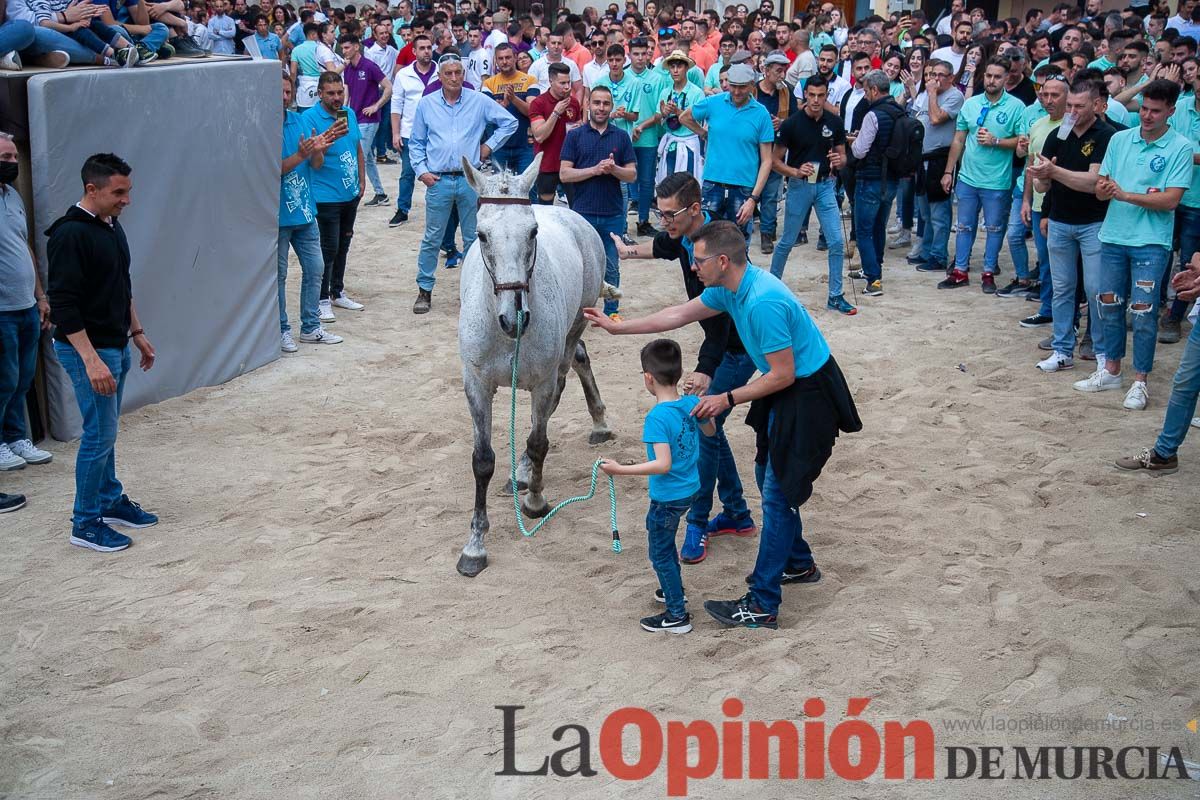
[{"left": 25, "top": 60, "right": 282, "bottom": 440}]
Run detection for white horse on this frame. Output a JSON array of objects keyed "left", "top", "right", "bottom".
[{"left": 456, "top": 153, "right": 614, "bottom": 577}]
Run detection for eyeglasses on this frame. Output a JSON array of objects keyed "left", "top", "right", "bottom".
[
  {"left": 691, "top": 252, "right": 722, "bottom": 266},
  {"left": 653, "top": 206, "right": 691, "bottom": 222}
]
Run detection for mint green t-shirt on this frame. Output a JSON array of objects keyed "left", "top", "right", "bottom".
[
  {"left": 704, "top": 61, "right": 726, "bottom": 90},
  {"left": 1098, "top": 126, "right": 1195, "bottom": 247},
  {"left": 656, "top": 81, "right": 706, "bottom": 140},
  {"left": 655, "top": 62, "right": 704, "bottom": 89},
  {"left": 595, "top": 71, "right": 641, "bottom": 136},
  {"left": 630, "top": 67, "right": 668, "bottom": 148},
  {"left": 1169, "top": 97, "right": 1200, "bottom": 209},
  {"left": 955, "top": 91, "right": 1028, "bottom": 190}
]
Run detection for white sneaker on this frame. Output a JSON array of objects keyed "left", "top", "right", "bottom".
[
  {"left": 888, "top": 229, "right": 911, "bottom": 249},
  {"left": 299, "top": 327, "right": 344, "bottom": 344},
  {"left": 332, "top": 292, "right": 364, "bottom": 311},
  {"left": 9, "top": 439, "right": 51, "bottom": 464},
  {"left": 907, "top": 235, "right": 923, "bottom": 258},
  {"left": 1073, "top": 368, "right": 1122, "bottom": 393},
  {"left": 887, "top": 220, "right": 901, "bottom": 235},
  {"left": 280, "top": 331, "right": 298, "bottom": 353},
  {"left": 1191, "top": 417, "right": 1200, "bottom": 428},
  {"left": 0, "top": 442, "right": 26, "bottom": 470},
  {"left": 1036, "top": 352, "right": 1075, "bottom": 373},
  {"left": 1122, "top": 380, "right": 1148, "bottom": 411},
  {"left": 0, "top": 52, "right": 22, "bottom": 71},
  {"left": 318, "top": 299, "right": 336, "bottom": 323}
]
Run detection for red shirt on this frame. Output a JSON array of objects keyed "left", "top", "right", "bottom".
[
  {"left": 397, "top": 41, "right": 416, "bottom": 67},
  {"left": 528, "top": 92, "right": 582, "bottom": 173}
]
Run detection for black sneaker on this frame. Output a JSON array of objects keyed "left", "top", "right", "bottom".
[
  {"left": 413, "top": 288, "right": 432, "bottom": 314},
  {"left": 388, "top": 210, "right": 408, "bottom": 227},
  {"left": 981, "top": 273, "right": 997, "bottom": 294},
  {"left": 376, "top": 154, "right": 395, "bottom": 164},
  {"left": 704, "top": 594, "right": 778, "bottom": 629},
  {"left": 847, "top": 268, "right": 866, "bottom": 280},
  {"left": 915, "top": 260, "right": 946, "bottom": 272},
  {"left": 937, "top": 269, "right": 970, "bottom": 289},
  {"left": 636, "top": 221, "right": 655, "bottom": 237},
  {"left": 745, "top": 565, "right": 822, "bottom": 585},
  {"left": 798, "top": 230, "right": 808, "bottom": 245},
  {"left": 135, "top": 43, "right": 158, "bottom": 64},
  {"left": 156, "top": 41, "right": 174, "bottom": 60},
  {"left": 1019, "top": 314, "right": 1052, "bottom": 328},
  {"left": 654, "top": 587, "right": 687, "bottom": 603},
  {"left": 906, "top": 252, "right": 928, "bottom": 265},
  {"left": 995, "top": 279, "right": 1032, "bottom": 298},
  {"left": 169, "top": 36, "right": 206, "bottom": 58},
  {"left": 0, "top": 492, "right": 26, "bottom": 513},
  {"left": 640, "top": 612, "right": 692, "bottom": 633},
  {"left": 364, "top": 193, "right": 389, "bottom": 207}
]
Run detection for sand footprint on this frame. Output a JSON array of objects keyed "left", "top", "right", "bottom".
[
  {"left": 939, "top": 564, "right": 972, "bottom": 594},
  {"left": 981, "top": 652, "right": 1066, "bottom": 708},
  {"left": 988, "top": 583, "right": 1019, "bottom": 623},
  {"left": 923, "top": 666, "right": 964, "bottom": 705},
  {"left": 902, "top": 604, "right": 934, "bottom": 636}
]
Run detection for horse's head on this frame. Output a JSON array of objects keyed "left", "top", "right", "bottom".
[{"left": 463, "top": 153, "right": 543, "bottom": 339}]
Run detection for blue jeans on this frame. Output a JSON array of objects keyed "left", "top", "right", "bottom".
[
  {"left": 1097, "top": 242, "right": 1170, "bottom": 375},
  {"left": 915, "top": 194, "right": 952, "bottom": 265},
  {"left": 20, "top": 25, "right": 106, "bottom": 64},
  {"left": 748, "top": 441, "right": 813, "bottom": 616},
  {"left": 633, "top": 146, "right": 656, "bottom": 224},
  {"left": 1154, "top": 319, "right": 1200, "bottom": 459},
  {"left": 771, "top": 178, "right": 844, "bottom": 296},
  {"left": 396, "top": 137, "right": 416, "bottom": 214},
  {"left": 118, "top": 21, "right": 168, "bottom": 51},
  {"left": 1005, "top": 184, "right": 1034, "bottom": 281},
  {"left": 0, "top": 305, "right": 39, "bottom": 443},
  {"left": 278, "top": 222, "right": 324, "bottom": 335},
  {"left": 0, "top": 19, "right": 35, "bottom": 56},
  {"left": 853, "top": 176, "right": 897, "bottom": 283},
  {"left": 53, "top": 341, "right": 130, "bottom": 527},
  {"left": 896, "top": 176, "right": 915, "bottom": 231},
  {"left": 687, "top": 351, "right": 756, "bottom": 528},
  {"left": 702, "top": 180, "right": 753, "bottom": 242},
  {"left": 580, "top": 212, "right": 624, "bottom": 315},
  {"left": 953, "top": 181, "right": 1011, "bottom": 273},
  {"left": 647, "top": 494, "right": 695, "bottom": 620},
  {"left": 492, "top": 140, "right": 533, "bottom": 175},
  {"left": 358, "top": 122, "right": 385, "bottom": 195},
  {"left": 416, "top": 174, "right": 476, "bottom": 291},
  {"left": 373, "top": 112, "right": 391, "bottom": 158},
  {"left": 1170, "top": 205, "right": 1200, "bottom": 320},
  {"left": 1047, "top": 220, "right": 1103, "bottom": 357},
  {"left": 758, "top": 170, "right": 782, "bottom": 238}
]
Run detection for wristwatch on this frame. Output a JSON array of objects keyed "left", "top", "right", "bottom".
[{"left": 749, "top": 194, "right": 760, "bottom": 203}]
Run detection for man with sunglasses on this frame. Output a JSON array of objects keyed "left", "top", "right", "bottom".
[
  {"left": 581, "top": 29, "right": 609, "bottom": 88},
  {"left": 940, "top": 57, "right": 1029, "bottom": 292}
]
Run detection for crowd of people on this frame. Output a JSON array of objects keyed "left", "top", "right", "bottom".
[{"left": 1, "top": 0, "right": 1198, "bottom": 629}]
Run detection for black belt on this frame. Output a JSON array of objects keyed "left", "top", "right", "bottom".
[
  {"left": 434, "top": 170, "right": 464, "bottom": 176},
  {"left": 706, "top": 180, "right": 752, "bottom": 190}
]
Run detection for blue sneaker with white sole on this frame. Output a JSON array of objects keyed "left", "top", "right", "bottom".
[
  {"left": 101, "top": 495, "right": 158, "bottom": 528},
  {"left": 680, "top": 523, "right": 708, "bottom": 564},
  {"left": 70, "top": 519, "right": 132, "bottom": 552},
  {"left": 444, "top": 249, "right": 463, "bottom": 269}
]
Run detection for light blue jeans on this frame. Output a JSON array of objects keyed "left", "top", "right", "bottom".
[
  {"left": 53, "top": 341, "right": 130, "bottom": 527},
  {"left": 278, "top": 221, "right": 324, "bottom": 335},
  {"left": 416, "top": 174, "right": 477, "bottom": 291},
  {"left": 915, "top": 194, "right": 952, "bottom": 266},
  {"left": 770, "top": 177, "right": 844, "bottom": 297},
  {"left": 1046, "top": 220, "right": 1103, "bottom": 357},
  {"left": 1097, "top": 242, "right": 1170, "bottom": 375},
  {"left": 396, "top": 137, "right": 416, "bottom": 214},
  {"left": 953, "top": 180, "right": 1011, "bottom": 273},
  {"left": 1005, "top": 184, "right": 1036, "bottom": 281},
  {"left": 0, "top": 19, "right": 35, "bottom": 56},
  {"left": 357, "top": 122, "right": 385, "bottom": 196},
  {"left": 1154, "top": 319, "right": 1200, "bottom": 459},
  {"left": 687, "top": 350, "right": 757, "bottom": 529}
]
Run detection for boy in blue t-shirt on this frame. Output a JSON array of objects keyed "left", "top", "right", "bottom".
[{"left": 600, "top": 339, "right": 714, "bottom": 634}]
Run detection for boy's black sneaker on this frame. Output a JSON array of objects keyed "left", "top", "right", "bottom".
[
  {"left": 640, "top": 612, "right": 692, "bottom": 634},
  {"left": 745, "top": 565, "right": 822, "bottom": 585},
  {"left": 704, "top": 594, "right": 777, "bottom": 629},
  {"left": 654, "top": 587, "right": 687, "bottom": 603}
]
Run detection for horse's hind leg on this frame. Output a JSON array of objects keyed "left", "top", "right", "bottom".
[
  {"left": 520, "top": 377, "right": 560, "bottom": 519},
  {"left": 458, "top": 379, "right": 495, "bottom": 577},
  {"left": 572, "top": 340, "right": 614, "bottom": 444}
]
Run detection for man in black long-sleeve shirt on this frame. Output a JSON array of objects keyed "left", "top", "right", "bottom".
[
  {"left": 610, "top": 172, "right": 758, "bottom": 565},
  {"left": 47, "top": 153, "right": 158, "bottom": 553}
]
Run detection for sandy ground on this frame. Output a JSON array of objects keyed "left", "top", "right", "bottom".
[{"left": 2, "top": 162, "right": 1199, "bottom": 800}]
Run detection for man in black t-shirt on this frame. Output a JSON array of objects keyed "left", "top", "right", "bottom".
[
  {"left": 767, "top": 75, "right": 855, "bottom": 315},
  {"left": 1027, "top": 78, "right": 1117, "bottom": 373},
  {"left": 610, "top": 172, "right": 758, "bottom": 564}
]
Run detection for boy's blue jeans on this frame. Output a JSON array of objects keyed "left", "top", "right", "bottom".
[
  {"left": 647, "top": 493, "right": 696, "bottom": 620},
  {"left": 53, "top": 341, "right": 130, "bottom": 528},
  {"left": 688, "top": 351, "right": 757, "bottom": 529}
]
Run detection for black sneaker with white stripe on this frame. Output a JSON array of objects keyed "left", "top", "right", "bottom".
[
  {"left": 640, "top": 612, "right": 693, "bottom": 634},
  {"left": 704, "top": 594, "right": 778, "bottom": 629},
  {"left": 654, "top": 587, "right": 687, "bottom": 603},
  {"left": 745, "top": 565, "right": 822, "bottom": 586}
]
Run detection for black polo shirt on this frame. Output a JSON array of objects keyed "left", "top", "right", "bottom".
[
  {"left": 776, "top": 108, "right": 846, "bottom": 181},
  {"left": 1040, "top": 116, "right": 1117, "bottom": 225}
]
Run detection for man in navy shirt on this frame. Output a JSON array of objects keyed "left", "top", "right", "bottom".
[{"left": 559, "top": 84, "right": 636, "bottom": 317}]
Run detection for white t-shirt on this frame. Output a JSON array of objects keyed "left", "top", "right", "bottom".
[
  {"left": 528, "top": 56, "right": 581, "bottom": 90},
  {"left": 483, "top": 28, "right": 507, "bottom": 54},
  {"left": 366, "top": 42, "right": 398, "bottom": 78},
  {"left": 315, "top": 42, "right": 342, "bottom": 70},
  {"left": 582, "top": 60, "right": 608, "bottom": 89},
  {"left": 931, "top": 45, "right": 965, "bottom": 73},
  {"left": 467, "top": 48, "right": 492, "bottom": 85},
  {"left": 935, "top": 14, "right": 953, "bottom": 36},
  {"left": 795, "top": 72, "right": 851, "bottom": 107}
]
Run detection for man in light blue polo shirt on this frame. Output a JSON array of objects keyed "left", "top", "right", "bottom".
[
  {"left": 279, "top": 77, "right": 343, "bottom": 351},
  {"left": 939, "top": 56, "right": 1029, "bottom": 292},
  {"left": 1157, "top": 73, "right": 1200, "bottom": 345},
  {"left": 679, "top": 62, "right": 775, "bottom": 244},
  {"left": 1090, "top": 79, "right": 1194, "bottom": 412},
  {"left": 584, "top": 219, "right": 861, "bottom": 630},
  {"left": 301, "top": 72, "right": 366, "bottom": 323}
]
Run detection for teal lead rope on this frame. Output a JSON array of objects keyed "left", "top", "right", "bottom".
[{"left": 508, "top": 309, "right": 621, "bottom": 553}]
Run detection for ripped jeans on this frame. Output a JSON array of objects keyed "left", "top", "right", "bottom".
[
  {"left": 952, "top": 181, "right": 1011, "bottom": 274},
  {"left": 1096, "top": 242, "right": 1170, "bottom": 375}
]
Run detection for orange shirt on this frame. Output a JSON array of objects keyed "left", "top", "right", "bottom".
[
  {"left": 689, "top": 41, "right": 715, "bottom": 72},
  {"left": 564, "top": 41, "right": 592, "bottom": 69}
]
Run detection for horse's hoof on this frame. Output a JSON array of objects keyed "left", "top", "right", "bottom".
[
  {"left": 588, "top": 429, "right": 615, "bottom": 445},
  {"left": 522, "top": 501, "right": 551, "bottom": 519},
  {"left": 457, "top": 553, "right": 488, "bottom": 577}
]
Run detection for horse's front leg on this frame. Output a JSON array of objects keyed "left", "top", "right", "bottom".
[
  {"left": 458, "top": 379, "right": 496, "bottom": 577},
  {"left": 520, "top": 374, "right": 561, "bottom": 519}
]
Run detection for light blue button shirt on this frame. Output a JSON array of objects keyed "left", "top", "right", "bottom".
[{"left": 408, "top": 88, "right": 519, "bottom": 176}]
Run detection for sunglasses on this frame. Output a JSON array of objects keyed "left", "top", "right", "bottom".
[
  {"left": 629, "top": 36, "right": 649, "bottom": 47},
  {"left": 975, "top": 104, "right": 991, "bottom": 127},
  {"left": 657, "top": 27, "right": 675, "bottom": 36},
  {"left": 437, "top": 52, "right": 462, "bottom": 64}
]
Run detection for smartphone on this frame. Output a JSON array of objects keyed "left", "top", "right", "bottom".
[{"left": 336, "top": 108, "right": 349, "bottom": 126}]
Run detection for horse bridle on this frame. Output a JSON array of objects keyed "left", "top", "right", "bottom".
[{"left": 477, "top": 195, "right": 536, "bottom": 295}]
